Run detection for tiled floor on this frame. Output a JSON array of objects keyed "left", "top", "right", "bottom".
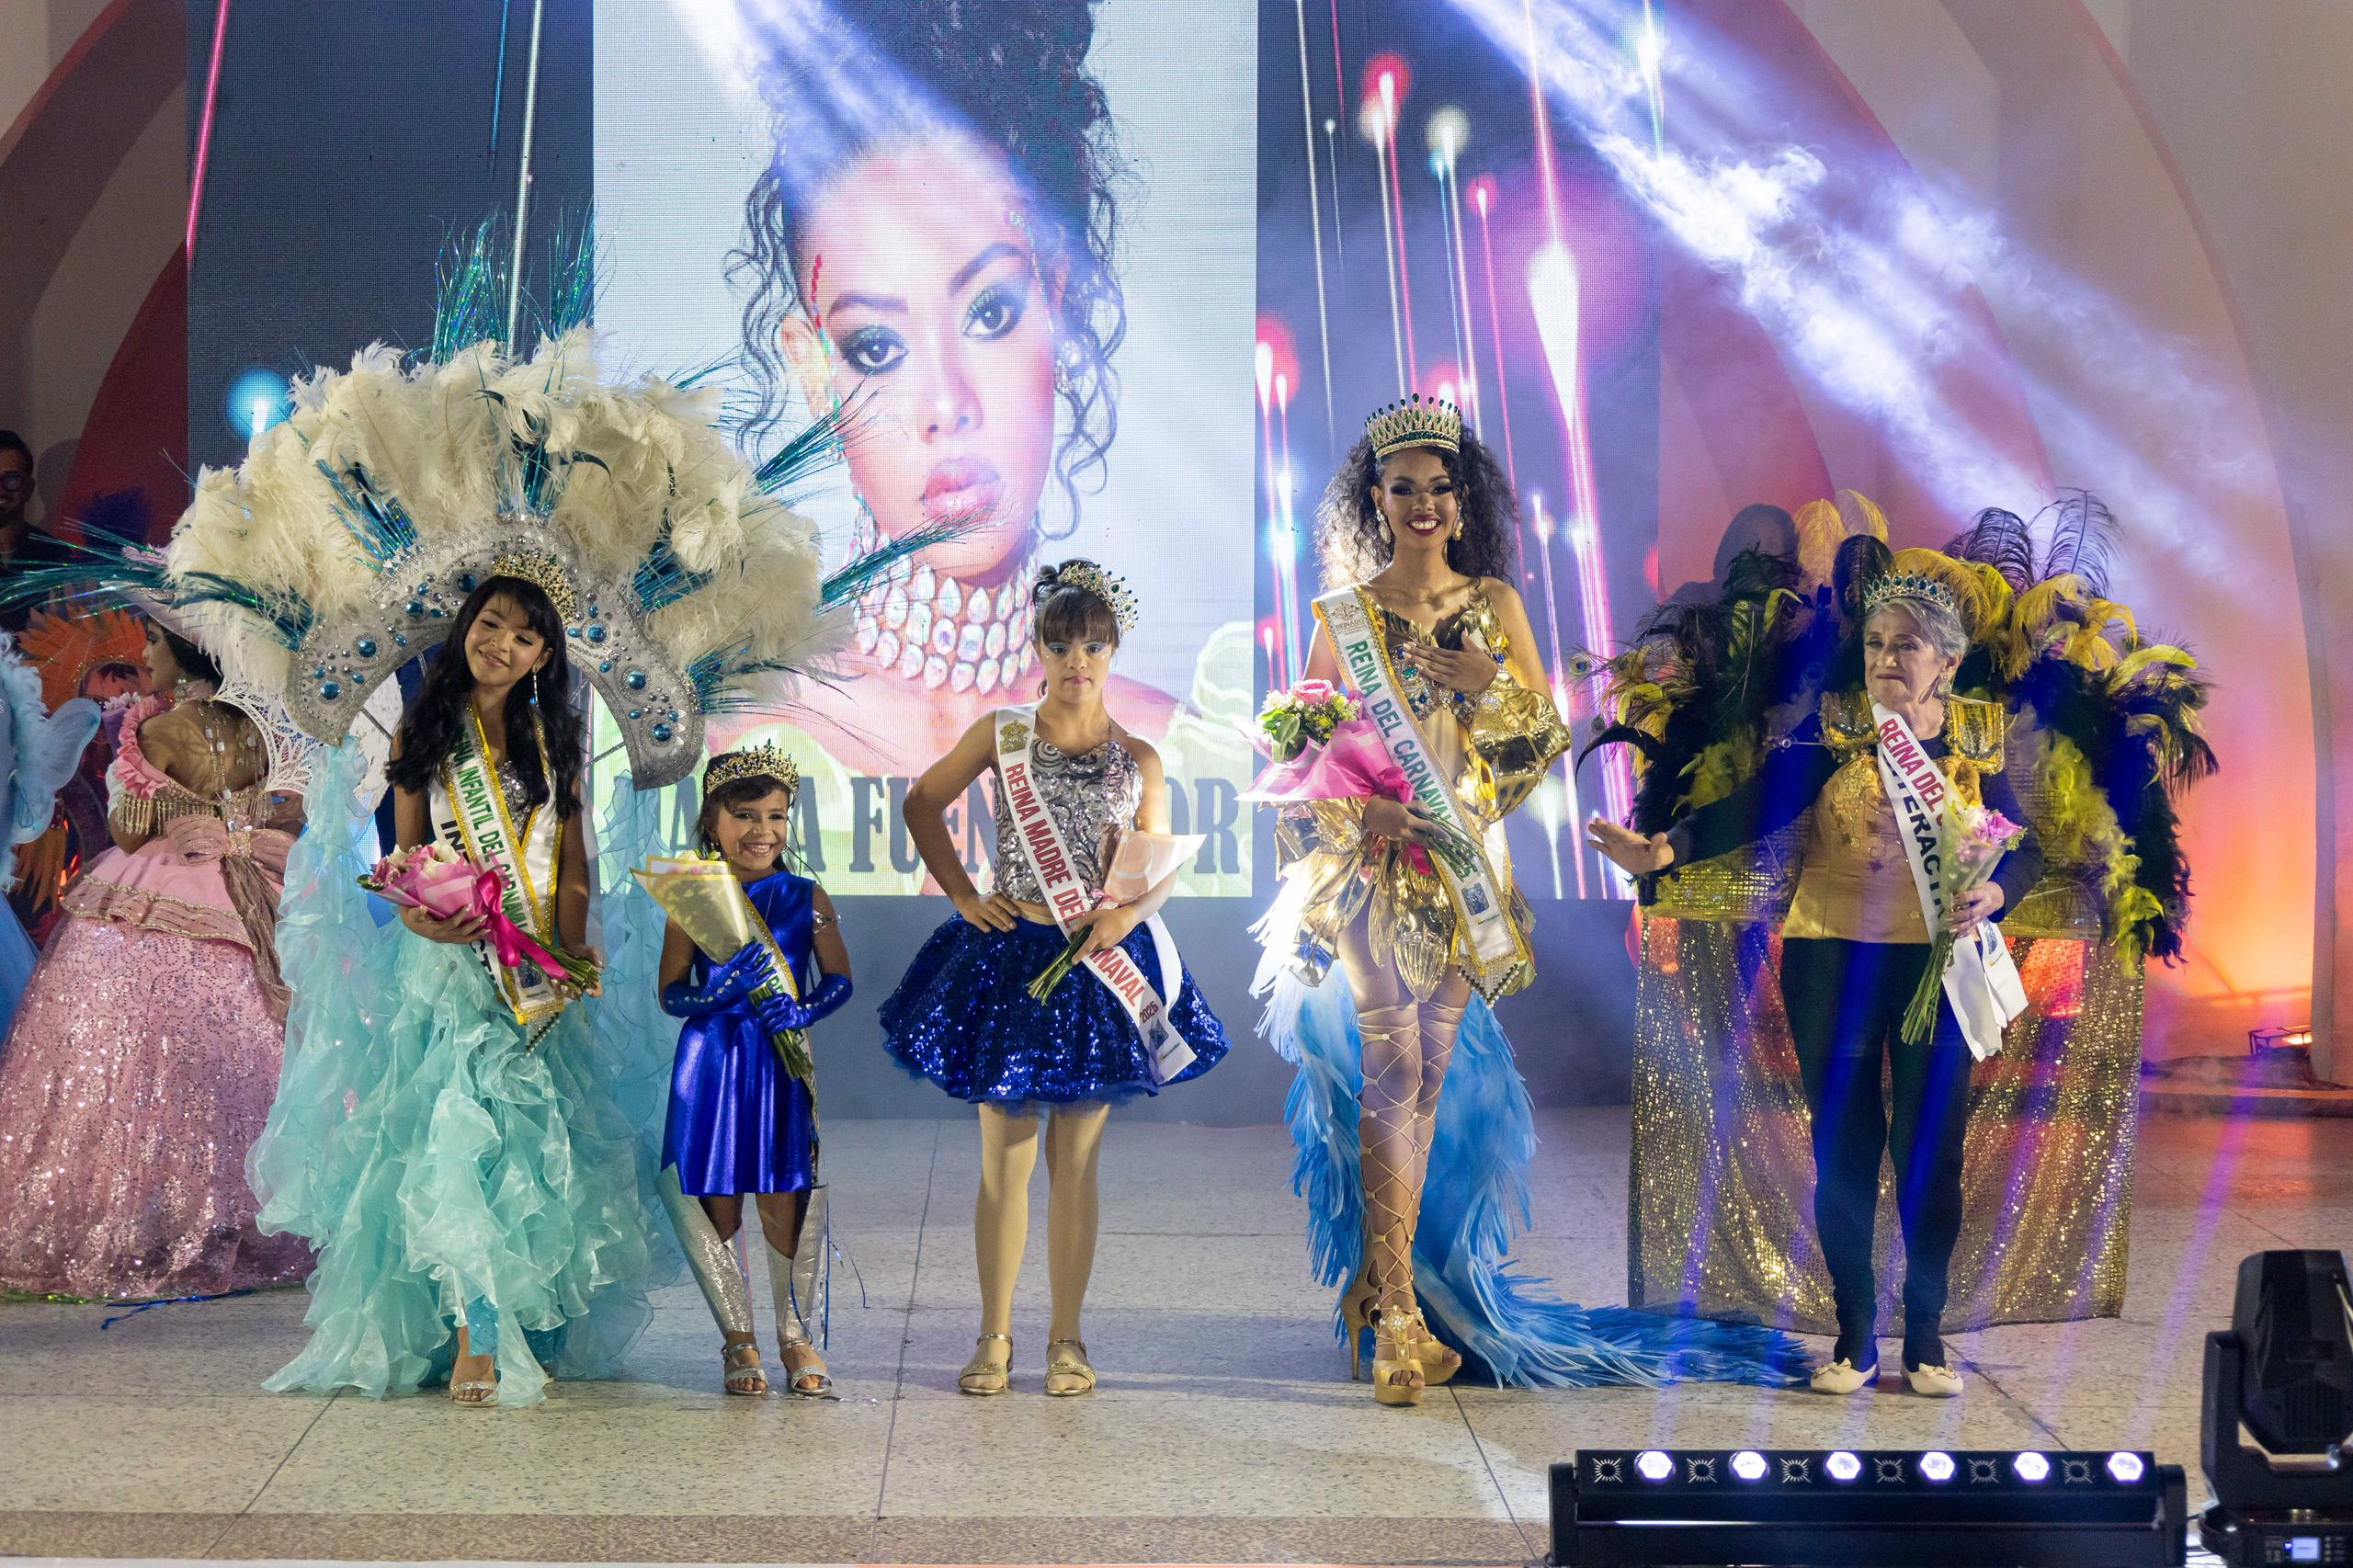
[{"left": 0, "top": 1109, "right": 2344, "bottom": 1564}]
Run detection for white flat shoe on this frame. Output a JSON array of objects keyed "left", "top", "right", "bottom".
[
  {"left": 1810, "top": 1357, "right": 1879, "bottom": 1395},
  {"left": 1903, "top": 1361, "right": 1964, "bottom": 1397}
]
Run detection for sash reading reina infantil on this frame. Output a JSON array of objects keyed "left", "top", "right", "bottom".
[
  {"left": 1314, "top": 585, "right": 1529, "bottom": 999},
  {"left": 437, "top": 726, "right": 567, "bottom": 1047},
  {"left": 994, "top": 707, "right": 1195, "bottom": 1084},
  {"left": 1870, "top": 701, "right": 2028, "bottom": 1062}
]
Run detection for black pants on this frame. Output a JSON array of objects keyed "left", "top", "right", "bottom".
[{"left": 1779, "top": 937, "right": 1973, "bottom": 1356}]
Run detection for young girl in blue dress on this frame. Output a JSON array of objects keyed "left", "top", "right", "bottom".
[
  {"left": 253, "top": 571, "right": 658, "bottom": 1408},
  {"left": 656, "top": 744, "right": 852, "bottom": 1397}
]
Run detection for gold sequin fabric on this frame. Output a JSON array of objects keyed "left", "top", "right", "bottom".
[
  {"left": 1626, "top": 917, "right": 2141, "bottom": 1332},
  {"left": 0, "top": 917, "right": 311, "bottom": 1299},
  {"left": 1267, "top": 587, "right": 1564, "bottom": 1000}
]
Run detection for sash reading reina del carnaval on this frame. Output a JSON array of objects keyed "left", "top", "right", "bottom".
[
  {"left": 1312, "top": 585, "right": 1528, "bottom": 998},
  {"left": 995, "top": 705, "right": 1195, "bottom": 1083},
  {"left": 1256, "top": 577, "right": 1807, "bottom": 1386}
]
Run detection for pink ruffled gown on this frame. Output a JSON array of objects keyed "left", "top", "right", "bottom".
[{"left": 0, "top": 696, "right": 311, "bottom": 1299}]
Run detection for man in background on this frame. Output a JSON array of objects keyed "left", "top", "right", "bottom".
[{"left": 0, "top": 432, "right": 69, "bottom": 632}]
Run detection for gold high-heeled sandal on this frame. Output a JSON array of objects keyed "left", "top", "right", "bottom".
[
  {"left": 1370, "top": 1306, "right": 1426, "bottom": 1408},
  {"left": 722, "top": 1338, "right": 768, "bottom": 1397},
  {"left": 1045, "top": 1338, "right": 1096, "bottom": 1396},
  {"left": 959, "top": 1334, "right": 1012, "bottom": 1395},
  {"left": 778, "top": 1335, "right": 832, "bottom": 1398},
  {"left": 449, "top": 1352, "right": 497, "bottom": 1407},
  {"left": 1397, "top": 1305, "right": 1461, "bottom": 1386},
  {"left": 1343, "top": 1280, "right": 1460, "bottom": 1386}
]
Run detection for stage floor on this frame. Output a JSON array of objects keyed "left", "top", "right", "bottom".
[{"left": 0, "top": 1108, "right": 2344, "bottom": 1566}]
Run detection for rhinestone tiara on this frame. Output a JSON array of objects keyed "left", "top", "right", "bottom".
[
  {"left": 703, "top": 742, "right": 801, "bottom": 798},
  {"left": 1862, "top": 571, "right": 1960, "bottom": 619},
  {"left": 1042, "top": 561, "right": 1140, "bottom": 638},
  {"left": 1366, "top": 394, "right": 1462, "bottom": 460},
  {"left": 489, "top": 546, "right": 578, "bottom": 624}
]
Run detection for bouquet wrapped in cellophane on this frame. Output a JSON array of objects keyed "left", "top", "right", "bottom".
[
  {"left": 1900, "top": 804, "right": 2026, "bottom": 1045},
  {"left": 363, "top": 842, "right": 600, "bottom": 993},
  {"left": 632, "top": 853, "right": 813, "bottom": 1081},
  {"left": 1240, "top": 679, "right": 1471, "bottom": 877},
  {"left": 1026, "top": 829, "right": 1205, "bottom": 1002}
]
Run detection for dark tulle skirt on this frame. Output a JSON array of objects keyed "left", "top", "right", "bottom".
[
  {"left": 881, "top": 916, "right": 1228, "bottom": 1104},
  {"left": 662, "top": 1010, "right": 818, "bottom": 1197}
]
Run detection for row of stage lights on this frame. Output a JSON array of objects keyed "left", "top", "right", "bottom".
[
  {"left": 1618, "top": 1445, "right": 2149, "bottom": 1486},
  {"left": 1556, "top": 1445, "right": 2188, "bottom": 1567}
]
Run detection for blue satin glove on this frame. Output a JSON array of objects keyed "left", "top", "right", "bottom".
[
  {"left": 752, "top": 971, "right": 853, "bottom": 1035},
  {"left": 660, "top": 943, "right": 776, "bottom": 1018}
]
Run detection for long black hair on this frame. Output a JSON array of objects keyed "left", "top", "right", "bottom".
[
  {"left": 728, "top": 0, "right": 1128, "bottom": 532},
  {"left": 386, "top": 576, "right": 585, "bottom": 818},
  {"left": 1314, "top": 427, "right": 1519, "bottom": 590}
]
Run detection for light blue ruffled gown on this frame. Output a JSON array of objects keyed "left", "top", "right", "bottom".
[{"left": 249, "top": 739, "right": 672, "bottom": 1406}]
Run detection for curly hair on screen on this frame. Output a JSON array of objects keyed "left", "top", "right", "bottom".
[{"left": 729, "top": 0, "right": 1129, "bottom": 528}]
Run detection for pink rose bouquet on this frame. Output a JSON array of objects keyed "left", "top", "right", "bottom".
[
  {"left": 1241, "top": 682, "right": 1468, "bottom": 878},
  {"left": 1900, "top": 805, "right": 2025, "bottom": 1043},
  {"left": 361, "top": 843, "right": 598, "bottom": 992}
]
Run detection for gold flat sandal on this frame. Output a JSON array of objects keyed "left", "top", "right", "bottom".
[
  {"left": 1045, "top": 1337, "right": 1096, "bottom": 1396},
  {"left": 959, "top": 1333, "right": 1012, "bottom": 1395}
]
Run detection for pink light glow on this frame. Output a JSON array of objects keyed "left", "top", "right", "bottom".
[{"left": 187, "top": 0, "right": 234, "bottom": 259}]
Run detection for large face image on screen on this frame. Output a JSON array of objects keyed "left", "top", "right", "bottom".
[{"left": 596, "top": 0, "right": 1258, "bottom": 895}]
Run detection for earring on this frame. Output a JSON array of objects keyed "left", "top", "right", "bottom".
[
  {"left": 171, "top": 677, "right": 196, "bottom": 703},
  {"left": 529, "top": 669, "right": 541, "bottom": 707},
  {"left": 1052, "top": 349, "right": 1074, "bottom": 396},
  {"left": 1451, "top": 520, "right": 1465, "bottom": 540}
]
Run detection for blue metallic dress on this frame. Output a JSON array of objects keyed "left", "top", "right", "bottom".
[
  {"left": 661, "top": 869, "right": 822, "bottom": 1196},
  {"left": 881, "top": 733, "right": 1228, "bottom": 1104}
]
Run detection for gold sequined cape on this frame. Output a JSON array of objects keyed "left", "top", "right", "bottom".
[
  {"left": 1266, "top": 585, "right": 1568, "bottom": 1002},
  {"left": 1627, "top": 690, "right": 2140, "bottom": 1333}
]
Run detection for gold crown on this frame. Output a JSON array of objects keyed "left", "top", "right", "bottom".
[
  {"left": 703, "top": 742, "right": 801, "bottom": 799},
  {"left": 489, "top": 547, "right": 578, "bottom": 624},
  {"left": 1862, "top": 571, "right": 1960, "bottom": 619},
  {"left": 1365, "top": 394, "right": 1462, "bottom": 460},
  {"left": 1048, "top": 561, "right": 1140, "bottom": 637}
]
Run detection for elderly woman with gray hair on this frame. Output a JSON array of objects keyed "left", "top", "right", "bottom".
[{"left": 1588, "top": 552, "right": 2042, "bottom": 1400}]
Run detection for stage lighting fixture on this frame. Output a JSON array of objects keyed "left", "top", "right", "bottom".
[
  {"left": 1548, "top": 1448, "right": 2187, "bottom": 1566},
  {"left": 2200, "top": 1249, "right": 2353, "bottom": 1568}
]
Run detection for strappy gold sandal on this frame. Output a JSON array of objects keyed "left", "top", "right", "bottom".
[
  {"left": 1045, "top": 1337, "right": 1096, "bottom": 1396},
  {"left": 959, "top": 1333, "right": 1012, "bottom": 1395},
  {"left": 1370, "top": 1306, "right": 1426, "bottom": 1408},
  {"left": 450, "top": 1351, "right": 497, "bottom": 1407},
  {"left": 722, "top": 1338, "right": 767, "bottom": 1397}
]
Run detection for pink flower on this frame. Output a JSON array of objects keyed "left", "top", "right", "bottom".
[{"left": 1291, "top": 679, "right": 1336, "bottom": 705}]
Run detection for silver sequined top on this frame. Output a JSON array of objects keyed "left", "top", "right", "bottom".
[{"left": 990, "top": 736, "right": 1141, "bottom": 903}]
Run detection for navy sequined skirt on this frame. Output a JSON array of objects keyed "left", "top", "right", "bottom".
[{"left": 881, "top": 916, "right": 1229, "bottom": 1105}]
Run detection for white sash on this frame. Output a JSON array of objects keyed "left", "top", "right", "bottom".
[
  {"left": 1870, "top": 703, "right": 2029, "bottom": 1061},
  {"left": 993, "top": 707, "right": 1195, "bottom": 1084},
  {"left": 1313, "top": 585, "right": 1529, "bottom": 997},
  {"left": 434, "top": 729, "right": 567, "bottom": 1044}
]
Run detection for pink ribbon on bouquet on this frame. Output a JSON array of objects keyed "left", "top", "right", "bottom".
[
  {"left": 1240, "top": 717, "right": 1435, "bottom": 877},
  {"left": 364, "top": 850, "right": 577, "bottom": 987}
]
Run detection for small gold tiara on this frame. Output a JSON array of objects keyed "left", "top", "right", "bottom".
[
  {"left": 1365, "top": 394, "right": 1462, "bottom": 460},
  {"left": 1045, "top": 561, "right": 1140, "bottom": 637},
  {"left": 704, "top": 742, "right": 801, "bottom": 798},
  {"left": 489, "top": 547, "right": 578, "bottom": 624},
  {"left": 1861, "top": 571, "right": 1960, "bottom": 619}
]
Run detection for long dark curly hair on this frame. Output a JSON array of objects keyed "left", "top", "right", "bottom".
[
  {"left": 728, "top": 0, "right": 1129, "bottom": 534},
  {"left": 386, "top": 576, "right": 585, "bottom": 819},
  {"left": 1313, "top": 428, "right": 1519, "bottom": 590}
]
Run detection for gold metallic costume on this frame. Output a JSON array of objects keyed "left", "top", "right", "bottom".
[{"left": 1265, "top": 585, "right": 1567, "bottom": 1000}]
